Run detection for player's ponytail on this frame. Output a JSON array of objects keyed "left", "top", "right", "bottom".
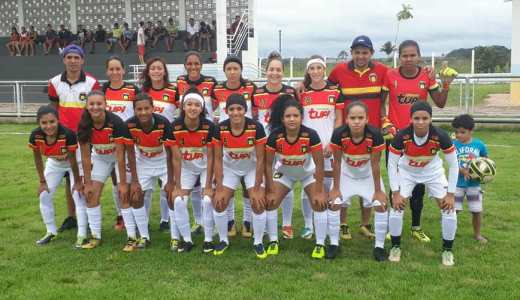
[
  {"left": 266, "top": 51, "right": 283, "bottom": 71},
  {"left": 77, "top": 90, "right": 105, "bottom": 144},
  {"left": 268, "top": 94, "right": 303, "bottom": 132},
  {"left": 303, "top": 54, "right": 326, "bottom": 88}
]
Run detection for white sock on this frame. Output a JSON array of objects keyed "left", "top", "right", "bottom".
[
  {"left": 301, "top": 193, "right": 313, "bottom": 230},
  {"left": 112, "top": 184, "right": 122, "bottom": 216},
  {"left": 39, "top": 191, "right": 57, "bottom": 235},
  {"left": 143, "top": 190, "right": 152, "bottom": 218},
  {"left": 159, "top": 190, "right": 170, "bottom": 222},
  {"left": 121, "top": 207, "right": 136, "bottom": 239},
  {"left": 132, "top": 206, "right": 149, "bottom": 239},
  {"left": 214, "top": 209, "right": 229, "bottom": 243},
  {"left": 388, "top": 209, "right": 404, "bottom": 237},
  {"left": 202, "top": 195, "right": 215, "bottom": 242},
  {"left": 314, "top": 210, "right": 327, "bottom": 245},
  {"left": 169, "top": 209, "right": 180, "bottom": 240},
  {"left": 374, "top": 211, "right": 388, "bottom": 248},
  {"left": 72, "top": 191, "right": 88, "bottom": 238},
  {"left": 252, "top": 211, "right": 266, "bottom": 245},
  {"left": 174, "top": 196, "right": 192, "bottom": 243},
  {"left": 441, "top": 210, "right": 457, "bottom": 241},
  {"left": 281, "top": 191, "right": 293, "bottom": 227},
  {"left": 327, "top": 209, "right": 340, "bottom": 246},
  {"left": 191, "top": 186, "right": 202, "bottom": 225},
  {"left": 86, "top": 205, "right": 102, "bottom": 239},
  {"left": 243, "top": 197, "right": 252, "bottom": 223},
  {"left": 227, "top": 197, "right": 235, "bottom": 222},
  {"left": 266, "top": 209, "right": 278, "bottom": 242}
]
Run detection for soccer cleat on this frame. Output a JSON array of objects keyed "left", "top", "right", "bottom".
[
  {"left": 442, "top": 250, "right": 455, "bottom": 266},
  {"left": 311, "top": 244, "right": 325, "bottom": 259},
  {"left": 228, "top": 220, "right": 237, "bottom": 237},
  {"left": 159, "top": 221, "right": 169, "bottom": 232},
  {"left": 267, "top": 241, "right": 279, "bottom": 255},
  {"left": 213, "top": 241, "right": 229, "bottom": 256},
  {"left": 114, "top": 216, "right": 125, "bottom": 231},
  {"left": 202, "top": 241, "right": 215, "bottom": 253},
  {"left": 340, "top": 224, "right": 352, "bottom": 240},
  {"left": 58, "top": 216, "right": 77, "bottom": 232},
  {"left": 411, "top": 229, "right": 431, "bottom": 243},
  {"left": 388, "top": 246, "right": 401, "bottom": 262},
  {"left": 325, "top": 245, "right": 340, "bottom": 259},
  {"left": 373, "top": 247, "right": 387, "bottom": 262},
  {"left": 123, "top": 237, "right": 138, "bottom": 252},
  {"left": 359, "top": 225, "right": 375, "bottom": 240},
  {"left": 191, "top": 224, "right": 202, "bottom": 235},
  {"left": 135, "top": 237, "right": 151, "bottom": 249},
  {"left": 81, "top": 238, "right": 102, "bottom": 249},
  {"left": 74, "top": 236, "right": 88, "bottom": 249},
  {"left": 254, "top": 243, "right": 268, "bottom": 259},
  {"left": 178, "top": 241, "right": 194, "bottom": 253},
  {"left": 36, "top": 232, "right": 56, "bottom": 245},
  {"left": 282, "top": 225, "right": 294, "bottom": 239},
  {"left": 300, "top": 227, "right": 313, "bottom": 240},
  {"left": 241, "top": 221, "right": 252, "bottom": 238},
  {"left": 170, "top": 239, "right": 180, "bottom": 252}
]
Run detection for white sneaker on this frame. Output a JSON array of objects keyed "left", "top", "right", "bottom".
[
  {"left": 388, "top": 246, "right": 401, "bottom": 262},
  {"left": 442, "top": 250, "right": 455, "bottom": 266}
]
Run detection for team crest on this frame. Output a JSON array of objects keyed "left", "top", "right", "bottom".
[
  {"left": 247, "top": 137, "right": 254, "bottom": 145},
  {"left": 163, "top": 94, "right": 169, "bottom": 101},
  {"left": 304, "top": 97, "right": 312, "bottom": 105},
  {"left": 367, "top": 145, "right": 372, "bottom": 153},
  {"left": 369, "top": 73, "right": 378, "bottom": 83},
  {"left": 180, "top": 138, "right": 184, "bottom": 146},
  {"left": 328, "top": 95, "right": 335, "bottom": 104},
  {"left": 61, "top": 147, "right": 68, "bottom": 154},
  {"left": 301, "top": 144, "right": 308, "bottom": 153},
  {"left": 260, "top": 98, "right": 267, "bottom": 108},
  {"left": 201, "top": 137, "right": 207, "bottom": 145},
  {"left": 243, "top": 93, "right": 249, "bottom": 100},
  {"left": 223, "top": 137, "right": 228, "bottom": 147},
  {"left": 419, "top": 81, "right": 426, "bottom": 89},
  {"left": 79, "top": 92, "right": 87, "bottom": 102},
  {"left": 202, "top": 88, "right": 209, "bottom": 96},
  {"left": 123, "top": 93, "right": 129, "bottom": 100},
  {"left": 430, "top": 147, "right": 438, "bottom": 155}
]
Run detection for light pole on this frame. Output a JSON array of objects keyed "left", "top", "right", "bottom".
[{"left": 278, "top": 29, "right": 282, "bottom": 54}]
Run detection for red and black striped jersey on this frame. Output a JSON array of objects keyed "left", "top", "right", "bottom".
[
  {"left": 266, "top": 125, "right": 322, "bottom": 177},
  {"left": 143, "top": 84, "right": 178, "bottom": 123},
  {"left": 330, "top": 125, "right": 384, "bottom": 178},
  {"left": 253, "top": 84, "right": 297, "bottom": 134},
  {"left": 88, "top": 112, "right": 128, "bottom": 155},
  {"left": 124, "top": 113, "right": 173, "bottom": 162},
  {"left": 213, "top": 80, "right": 257, "bottom": 122},
  {"left": 102, "top": 82, "right": 140, "bottom": 121},
  {"left": 28, "top": 125, "right": 78, "bottom": 161},
  {"left": 176, "top": 75, "right": 217, "bottom": 120}
]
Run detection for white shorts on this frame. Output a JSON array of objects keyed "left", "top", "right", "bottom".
[
  {"left": 91, "top": 154, "right": 121, "bottom": 183},
  {"left": 137, "top": 162, "right": 168, "bottom": 191},
  {"left": 455, "top": 186, "right": 483, "bottom": 213},
  {"left": 222, "top": 166, "right": 257, "bottom": 190},
  {"left": 181, "top": 167, "right": 207, "bottom": 190},
  {"left": 75, "top": 146, "right": 84, "bottom": 176},
  {"left": 44, "top": 158, "right": 75, "bottom": 192},
  {"left": 338, "top": 175, "right": 385, "bottom": 208},
  {"left": 273, "top": 171, "right": 315, "bottom": 189},
  {"left": 399, "top": 173, "right": 448, "bottom": 200}
]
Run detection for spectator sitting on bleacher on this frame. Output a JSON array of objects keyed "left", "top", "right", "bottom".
[
  {"left": 165, "top": 17, "right": 177, "bottom": 52},
  {"left": 58, "top": 24, "right": 73, "bottom": 52},
  {"left": 28, "top": 25, "right": 37, "bottom": 56},
  {"left": 19, "top": 26, "right": 29, "bottom": 56},
  {"left": 184, "top": 18, "right": 199, "bottom": 51},
  {"left": 229, "top": 15, "right": 241, "bottom": 35},
  {"left": 121, "top": 22, "right": 134, "bottom": 54},
  {"left": 107, "top": 22, "right": 123, "bottom": 52},
  {"left": 198, "top": 21, "right": 210, "bottom": 52},
  {"left": 152, "top": 20, "right": 167, "bottom": 49},
  {"left": 43, "top": 24, "right": 58, "bottom": 55},
  {"left": 6, "top": 26, "right": 21, "bottom": 56},
  {"left": 91, "top": 24, "right": 107, "bottom": 54}
]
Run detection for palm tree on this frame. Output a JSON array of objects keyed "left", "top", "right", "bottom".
[
  {"left": 394, "top": 4, "right": 413, "bottom": 51},
  {"left": 380, "top": 41, "right": 396, "bottom": 57}
]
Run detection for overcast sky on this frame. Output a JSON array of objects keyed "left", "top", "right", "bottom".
[{"left": 255, "top": 0, "right": 512, "bottom": 58}]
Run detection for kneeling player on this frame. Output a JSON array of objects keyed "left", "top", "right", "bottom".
[
  {"left": 387, "top": 102, "right": 459, "bottom": 266},
  {"left": 213, "top": 94, "right": 266, "bottom": 256},
  {"left": 329, "top": 102, "right": 388, "bottom": 260}
]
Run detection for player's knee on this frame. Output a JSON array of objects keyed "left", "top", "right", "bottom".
[
  {"left": 389, "top": 209, "right": 403, "bottom": 219},
  {"left": 441, "top": 209, "right": 457, "bottom": 220},
  {"left": 174, "top": 196, "right": 187, "bottom": 211}
]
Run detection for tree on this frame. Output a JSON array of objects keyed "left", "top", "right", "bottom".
[
  {"left": 394, "top": 4, "right": 413, "bottom": 50},
  {"left": 380, "top": 41, "right": 396, "bottom": 56}
]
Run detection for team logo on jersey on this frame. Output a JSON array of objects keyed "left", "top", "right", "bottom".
[
  {"left": 247, "top": 137, "right": 254, "bottom": 145},
  {"left": 328, "top": 95, "right": 335, "bottom": 104},
  {"left": 301, "top": 144, "right": 308, "bottom": 153},
  {"left": 419, "top": 81, "right": 426, "bottom": 89},
  {"left": 163, "top": 94, "right": 170, "bottom": 101},
  {"left": 223, "top": 137, "right": 228, "bottom": 146},
  {"left": 304, "top": 97, "right": 312, "bottom": 105},
  {"left": 430, "top": 147, "right": 438, "bottom": 155},
  {"left": 259, "top": 98, "right": 267, "bottom": 108},
  {"left": 201, "top": 136, "right": 207, "bottom": 145},
  {"left": 179, "top": 138, "right": 184, "bottom": 146},
  {"left": 123, "top": 93, "right": 129, "bottom": 100},
  {"left": 243, "top": 93, "right": 249, "bottom": 100},
  {"left": 61, "top": 147, "right": 68, "bottom": 154},
  {"left": 369, "top": 73, "right": 378, "bottom": 83},
  {"left": 367, "top": 145, "right": 372, "bottom": 153},
  {"left": 202, "top": 88, "right": 209, "bottom": 96},
  {"left": 79, "top": 92, "right": 87, "bottom": 102}
]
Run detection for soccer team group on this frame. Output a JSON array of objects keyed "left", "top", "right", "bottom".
[{"left": 28, "top": 35, "right": 494, "bottom": 266}]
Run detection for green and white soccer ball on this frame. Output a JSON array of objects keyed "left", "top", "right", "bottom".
[{"left": 468, "top": 157, "right": 496, "bottom": 184}]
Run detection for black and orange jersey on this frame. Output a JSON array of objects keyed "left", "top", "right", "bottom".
[
  {"left": 389, "top": 124, "right": 455, "bottom": 173},
  {"left": 89, "top": 112, "right": 128, "bottom": 155},
  {"left": 253, "top": 84, "right": 297, "bottom": 133},
  {"left": 176, "top": 75, "right": 217, "bottom": 119},
  {"left": 215, "top": 117, "right": 266, "bottom": 171},
  {"left": 330, "top": 125, "right": 384, "bottom": 178},
  {"left": 266, "top": 125, "right": 322, "bottom": 177},
  {"left": 102, "top": 82, "right": 140, "bottom": 121},
  {"left": 143, "top": 84, "right": 178, "bottom": 123},
  {"left": 213, "top": 80, "right": 257, "bottom": 121},
  {"left": 167, "top": 117, "right": 218, "bottom": 172},
  {"left": 28, "top": 125, "right": 78, "bottom": 161},
  {"left": 124, "top": 113, "right": 173, "bottom": 163}
]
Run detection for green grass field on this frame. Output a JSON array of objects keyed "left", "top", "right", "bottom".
[{"left": 1, "top": 124, "right": 520, "bottom": 299}]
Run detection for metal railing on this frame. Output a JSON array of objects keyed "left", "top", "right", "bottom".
[{"left": 227, "top": 10, "right": 249, "bottom": 57}]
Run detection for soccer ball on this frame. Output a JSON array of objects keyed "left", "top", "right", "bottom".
[
  {"left": 440, "top": 67, "right": 458, "bottom": 77},
  {"left": 468, "top": 157, "right": 496, "bottom": 184}
]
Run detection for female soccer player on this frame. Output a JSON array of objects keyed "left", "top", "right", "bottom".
[
  {"left": 140, "top": 57, "right": 178, "bottom": 230},
  {"left": 213, "top": 55, "right": 257, "bottom": 238},
  {"left": 382, "top": 40, "right": 453, "bottom": 243},
  {"left": 212, "top": 94, "right": 266, "bottom": 256},
  {"left": 121, "top": 93, "right": 174, "bottom": 251},
  {"left": 387, "top": 101, "right": 458, "bottom": 266},
  {"left": 77, "top": 91, "right": 129, "bottom": 249},
  {"left": 264, "top": 94, "right": 328, "bottom": 258},
  {"left": 168, "top": 88, "right": 218, "bottom": 253},
  {"left": 29, "top": 105, "right": 83, "bottom": 245},
  {"left": 329, "top": 102, "right": 387, "bottom": 261},
  {"left": 103, "top": 56, "right": 140, "bottom": 231}
]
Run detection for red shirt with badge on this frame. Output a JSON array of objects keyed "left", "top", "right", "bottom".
[
  {"left": 143, "top": 85, "right": 178, "bottom": 123},
  {"left": 88, "top": 112, "right": 128, "bottom": 155},
  {"left": 176, "top": 75, "right": 217, "bottom": 119},
  {"left": 102, "top": 82, "right": 140, "bottom": 121},
  {"left": 213, "top": 80, "right": 256, "bottom": 122},
  {"left": 253, "top": 84, "right": 297, "bottom": 133},
  {"left": 28, "top": 125, "right": 78, "bottom": 161}
]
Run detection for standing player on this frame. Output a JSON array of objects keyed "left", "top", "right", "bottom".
[
  {"left": 212, "top": 94, "right": 266, "bottom": 256},
  {"left": 381, "top": 40, "right": 452, "bottom": 242},
  {"left": 103, "top": 56, "right": 140, "bottom": 231},
  {"left": 137, "top": 21, "right": 146, "bottom": 65},
  {"left": 213, "top": 56, "right": 257, "bottom": 238},
  {"left": 176, "top": 51, "right": 217, "bottom": 234},
  {"left": 48, "top": 44, "right": 100, "bottom": 233},
  {"left": 387, "top": 102, "right": 459, "bottom": 266},
  {"left": 264, "top": 94, "right": 328, "bottom": 258},
  {"left": 168, "top": 88, "right": 218, "bottom": 253},
  {"left": 329, "top": 102, "right": 388, "bottom": 261},
  {"left": 77, "top": 91, "right": 129, "bottom": 249},
  {"left": 29, "top": 106, "right": 82, "bottom": 245},
  {"left": 140, "top": 57, "right": 178, "bottom": 230}
]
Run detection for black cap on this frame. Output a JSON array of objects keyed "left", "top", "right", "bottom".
[
  {"left": 351, "top": 35, "right": 373, "bottom": 50},
  {"left": 226, "top": 93, "right": 247, "bottom": 112}
]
